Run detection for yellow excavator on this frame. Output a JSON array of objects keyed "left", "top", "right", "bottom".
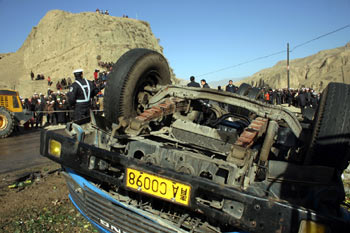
[{"left": 0, "top": 89, "right": 33, "bottom": 138}]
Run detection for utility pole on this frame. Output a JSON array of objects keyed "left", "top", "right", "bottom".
[{"left": 287, "top": 43, "right": 290, "bottom": 89}]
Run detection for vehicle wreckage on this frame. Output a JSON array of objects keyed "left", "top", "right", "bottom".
[{"left": 40, "top": 48, "right": 350, "bottom": 233}]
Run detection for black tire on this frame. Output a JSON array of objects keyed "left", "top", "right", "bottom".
[
  {"left": 236, "top": 83, "right": 252, "bottom": 96},
  {"left": 228, "top": 83, "right": 254, "bottom": 116},
  {"left": 0, "top": 107, "right": 14, "bottom": 138},
  {"left": 104, "top": 49, "right": 171, "bottom": 124},
  {"left": 306, "top": 82, "right": 350, "bottom": 171},
  {"left": 247, "top": 87, "right": 264, "bottom": 100}
]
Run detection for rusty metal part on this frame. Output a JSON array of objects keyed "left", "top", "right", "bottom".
[
  {"left": 235, "top": 117, "right": 268, "bottom": 148},
  {"left": 136, "top": 97, "right": 189, "bottom": 122},
  {"left": 227, "top": 117, "right": 268, "bottom": 165},
  {"left": 137, "top": 92, "right": 151, "bottom": 105},
  {"left": 124, "top": 97, "right": 190, "bottom": 135},
  {"left": 148, "top": 85, "right": 302, "bottom": 137},
  {"left": 227, "top": 146, "right": 252, "bottom": 166},
  {"left": 259, "top": 120, "right": 279, "bottom": 162}
]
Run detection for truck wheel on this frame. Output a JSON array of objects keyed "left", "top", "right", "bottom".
[
  {"left": 236, "top": 83, "right": 252, "bottom": 96},
  {"left": 0, "top": 107, "right": 14, "bottom": 138},
  {"left": 306, "top": 82, "right": 350, "bottom": 171},
  {"left": 247, "top": 87, "right": 264, "bottom": 100},
  {"left": 104, "top": 49, "right": 171, "bottom": 124}
]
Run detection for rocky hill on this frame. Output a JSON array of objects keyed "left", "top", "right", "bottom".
[
  {"left": 0, "top": 10, "right": 172, "bottom": 97},
  {"left": 236, "top": 42, "right": 350, "bottom": 91},
  {"left": 1, "top": 10, "right": 349, "bottom": 96}
]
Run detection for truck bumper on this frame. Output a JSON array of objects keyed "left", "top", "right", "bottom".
[
  {"left": 63, "top": 168, "right": 184, "bottom": 233},
  {"left": 41, "top": 129, "right": 350, "bottom": 233}
]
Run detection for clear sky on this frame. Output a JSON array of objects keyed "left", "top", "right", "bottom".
[{"left": 0, "top": 0, "right": 349, "bottom": 83}]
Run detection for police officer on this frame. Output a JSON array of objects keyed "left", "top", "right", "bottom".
[{"left": 67, "top": 69, "right": 99, "bottom": 120}]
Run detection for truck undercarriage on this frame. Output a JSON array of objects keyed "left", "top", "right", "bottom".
[{"left": 40, "top": 48, "right": 350, "bottom": 233}]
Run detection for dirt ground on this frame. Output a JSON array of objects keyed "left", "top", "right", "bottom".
[
  {"left": 1, "top": 157, "right": 350, "bottom": 233},
  {"left": 0, "top": 163, "right": 96, "bottom": 233}
]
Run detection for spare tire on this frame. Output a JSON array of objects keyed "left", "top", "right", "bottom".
[
  {"left": 228, "top": 83, "right": 254, "bottom": 117},
  {"left": 236, "top": 83, "right": 252, "bottom": 96},
  {"left": 0, "top": 107, "right": 14, "bottom": 138},
  {"left": 305, "top": 82, "right": 350, "bottom": 171},
  {"left": 247, "top": 87, "right": 264, "bottom": 101},
  {"left": 104, "top": 49, "right": 171, "bottom": 125}
]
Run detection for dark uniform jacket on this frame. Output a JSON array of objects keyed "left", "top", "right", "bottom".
[
  {"left": 187, "top": 81, "right": 201, "bottom": 87},
  {"left": 202, "top": 83, "right": 210, "bottom": 88},
  {"left": 225, "top": 84, "right": 236, "bottom": 93},
  {"left": 67, "top": 78, "right": 99, "bottom": 120},
  {"left": 297, "top": 92, "right": 306, "bottom": 108}
]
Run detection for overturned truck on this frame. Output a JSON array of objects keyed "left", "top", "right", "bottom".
[{"left": 40, "top": 49, "right": 350, "bottom": 233}]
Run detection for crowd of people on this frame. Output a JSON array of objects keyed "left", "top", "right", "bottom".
[
  {"left": 187, "top": 76, "right": 320, "bottom": 110},
  {"left": 31, "top": 71, "right": 45, "bottom": 81},
  {"left": 97, "top": 61, "right": 114, "bottom": 71},
  {"left": 30, "top": 69, "right": 108, "bottom": 91},
  {"left": 94, "top": 69, "right": 109, "bottom": 82},
  {"left": 94, "top": 8, "right": 131, "bottom": 18},
  {"left": 55, "top": 77, "right": 72, "bottom": 90},
  {"left": 22, "top": 90, "right": 102, "bottom": 129},
  {"left": 23, "top": 71, "right": 319, "bottom": 129},
  {"left": 258, "top": 87, "right": 320, "bottom": 109},
  {"left": 23, "top": 69, "right": 108, "bottom": 129},
  {"left": 95, "top": 9, "right": 109, "bottom": 15}
]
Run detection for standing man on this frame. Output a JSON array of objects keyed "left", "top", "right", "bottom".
[
  {"left": 264, "top": 89, "right": 270, "bottom": 103},
  {"left": 35, "top": 95, "right": 46, "bottom": 128},
  {"left": 305, "top": 88, "right": 312, "bottom": 107},
  {"left": 201, "top": 79, "right": 210, "bottom": 88},
  {"left": 225, "top": 80, "right": 236, "bottom": 93},
  {"left": 67, "top": 69, "right": 99, "bottom": 121},
  {"left": 94, "top": 69, "right": 99, "bottom": 81},
  {"left": 30, "top": 71, "right": 34, "bottom": 81},
  {"left": 297, "top": 89, "right": 306, "bottom": 112},
  {"left": 187, "top": 76, "right": 200, "bottom": 87},
  {"left": 287, "top": 89, "right": 293, "bottom": 106}
]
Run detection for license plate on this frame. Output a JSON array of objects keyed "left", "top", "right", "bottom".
[{"left": 126, "top": 168, "right": 191, "bottom": 206}]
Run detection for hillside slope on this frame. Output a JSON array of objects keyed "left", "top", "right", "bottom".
[
  {"left": 0, "top": 10, "right": 171, "bottom": 97},
  {"left": 236, "top": 42, "right": 350, "bottom": 91}
]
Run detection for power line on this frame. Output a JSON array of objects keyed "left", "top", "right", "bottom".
[
  {"left": 197, "top": 24, "right": 350, "bottom": 78},
  {"left": 290, "top": 24, "right": 350, "bottom": 52},
  {"left": 197, "top": 50, "right": 285, "bottom": 77}
]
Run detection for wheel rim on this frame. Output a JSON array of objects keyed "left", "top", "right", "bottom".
[
  {"left": 0, "top": 114, "right": 8, "bottom": 130},
  {"left": 133, "top": 70, "right": 160, "bottom": 115}
]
